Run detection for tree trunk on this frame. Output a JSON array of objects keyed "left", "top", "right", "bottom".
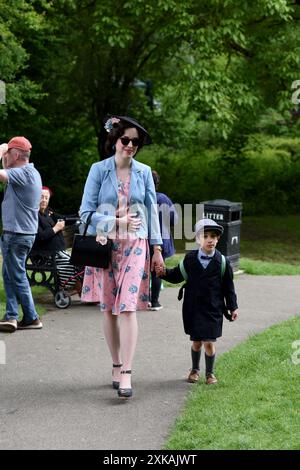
[{"left": 97, "top": 125, "right": 109, "bottom": 160}]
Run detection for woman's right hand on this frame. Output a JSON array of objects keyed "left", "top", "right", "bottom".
[{"left": 118, "top": 212, "right": 141, "bottom": 232}]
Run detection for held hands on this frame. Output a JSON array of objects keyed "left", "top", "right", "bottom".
[
  {"left": 151, "top": 249, "right": 165, "bottom": 273},
  {"left": 155, "top": 264, "right": 166, "bottom": 277},
  {"left": 231, "top": 309, "right": 239, "bottom": 321}
]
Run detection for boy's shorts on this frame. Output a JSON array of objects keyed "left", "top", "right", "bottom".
[{"left": 190, "top": 336, "right": 216, "bottom": 342}]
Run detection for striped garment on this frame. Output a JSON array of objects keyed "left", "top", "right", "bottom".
[{"left": 55, "top": 251, "right": 81, "bottom": 288}]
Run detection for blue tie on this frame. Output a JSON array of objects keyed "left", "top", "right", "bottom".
[{"left": 201, "top": 255, "right": 212, "bottom": 260}]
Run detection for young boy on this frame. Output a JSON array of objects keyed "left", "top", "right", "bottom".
[{"left": 156, "top": 218, "right": 238, "bottom": 384}]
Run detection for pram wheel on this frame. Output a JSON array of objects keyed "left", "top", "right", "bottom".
[{"left": 54, "top": 290, "right": 71, "bottom": 309}]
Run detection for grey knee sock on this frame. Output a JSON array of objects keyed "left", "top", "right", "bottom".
[
  {"left": 191, "top": 347, "right": 201, "bottom": 371},
  {"left": 205, "top": 353, "right": 215, "bottom": 376}
]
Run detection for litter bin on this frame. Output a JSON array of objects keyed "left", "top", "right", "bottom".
[{"left": 201, "top": 199, "right": 242, "bottom": 271}]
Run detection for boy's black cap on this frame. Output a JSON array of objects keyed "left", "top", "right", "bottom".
[{"left": 195, "top": 218, "right": 224, "bottom": 235}]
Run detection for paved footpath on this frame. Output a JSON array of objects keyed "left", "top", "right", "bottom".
[{"left": 0, "top": 275, "right": 300, "bottom": 450}]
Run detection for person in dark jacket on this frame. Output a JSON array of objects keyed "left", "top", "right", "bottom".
[
  {"left": 156, "top": 218, "right": 238, "bottom": 385},
  {"left": 149, "top": 170, "right": 178, "bottom": 310},
  {"left": 34, "top": 186, "right": 66, "bottom": 252},
  {"left": 32, "top": 186, "right": 82, "bottom": 293}
]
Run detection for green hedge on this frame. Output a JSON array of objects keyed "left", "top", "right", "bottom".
[{"left": 138, "top": 134, "right": 300, "bottom": 215}]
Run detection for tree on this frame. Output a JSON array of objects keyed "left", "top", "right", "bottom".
[
  {"left": 2, "top": 0, "right": 300, "bottom": 211},
  {"left": 43, "top": 1, "right": 300, "bottom": 145},
  {"left": 152, "top": 0, "right": 300, "bottom": 142},
  {"left": 3, "top": 0, "right": 300, "bottom": 149},
  {"left": 0, "top": 0, "right": 47, "bottom": 126}
]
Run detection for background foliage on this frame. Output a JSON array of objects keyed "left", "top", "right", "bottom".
[{"left": 1, "top": 0, "right": 300, "bottom": 213}]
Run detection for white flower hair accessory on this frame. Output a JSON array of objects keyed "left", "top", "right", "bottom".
[{"left": 104, "top": 117, "right": 120, "bottom": 132}]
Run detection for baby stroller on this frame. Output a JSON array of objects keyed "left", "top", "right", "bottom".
[
  {"left": 26, "top": 217, "right": 85, "bottom": 309},
  {"left": 53, "top": 262, "right": 85, "bottom": 309}
]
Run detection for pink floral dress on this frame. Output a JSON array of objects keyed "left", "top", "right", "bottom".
[{"left": 81, "top": 175, "right": 150, "bottom": 314}]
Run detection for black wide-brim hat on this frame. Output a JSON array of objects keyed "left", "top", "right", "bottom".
[{"left": 105, "top": 115, "right": 152, "bottom": 145}]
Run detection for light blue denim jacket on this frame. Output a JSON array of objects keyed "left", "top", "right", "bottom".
[{"left": 79, "top": 156, "right": 163, "bottom": 245}]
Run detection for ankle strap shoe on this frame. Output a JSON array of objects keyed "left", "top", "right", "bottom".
[{"left": 118, "top": 370, "right": 132, "bottom": 398}]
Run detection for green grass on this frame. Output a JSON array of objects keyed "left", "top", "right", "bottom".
[
  {"left": 164, "top": 316, "right": 300, "bottom": 450},
  {"left": 0, "top": 275, "right": 47, "bottom": 319},
  {"left": 0, "top": 215, "right": 299, "bottom": 310},
  {"left": 164, "top": 254, "right": 300, "bottom": 277},
  {"left": 174, "top": 214, "right": 300, "bottom": 263},
  {"left": 240, "top": 258, "right": 300, "bottom": 275},
  {"left": 240, "top": 215, "right": 300, "bottom": 264},
  {"left": 171, "top": 215, "right": 300, "bottom": 275}
]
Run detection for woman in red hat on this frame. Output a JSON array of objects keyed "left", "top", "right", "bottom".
[{"left": 32, "top": 186, "right": 82, "bottom": 294}]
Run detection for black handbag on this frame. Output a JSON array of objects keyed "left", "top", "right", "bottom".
[{"left": 70, "top": 212, "right": 112, "bottom": 268}]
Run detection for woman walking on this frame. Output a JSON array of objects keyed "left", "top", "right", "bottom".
[{"left": 80, "top": 116, "right": 163, "bottom": 398}]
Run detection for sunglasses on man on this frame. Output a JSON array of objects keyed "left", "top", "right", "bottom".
[{"left": 120, "top": 136, "right": 140, "bottom": 147}]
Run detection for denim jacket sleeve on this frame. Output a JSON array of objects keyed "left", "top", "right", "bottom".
[
  {"left": 144, "top": 167, "right": 162, "bottom": 245},
  {"left": 79, "top": 162, "right": 117, "bottom": 235}
]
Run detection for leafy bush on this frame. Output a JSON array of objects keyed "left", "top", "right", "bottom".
[{"left": 138, "top": 134, "right": 300, "bottom": 215}]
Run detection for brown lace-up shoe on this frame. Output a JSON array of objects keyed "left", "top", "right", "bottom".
[
  {"left": 17, "top": 318, "right": 43, "bottom": 330},
  {"left": 205, "top": 373, "right": 218, "bottom": 384},
  {"left": 187, "top": 369, "right": 200, "bottom": 383}
]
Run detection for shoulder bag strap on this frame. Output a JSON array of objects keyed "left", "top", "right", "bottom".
[
  {"left": 221, "top": 254, "right": 226, "bottom": 279},
  {"left": 180, "top": 255, "right": 226, "bottom": 281},
  {"left": 82, "top": 211, "right": 94, "bottom": 236}
]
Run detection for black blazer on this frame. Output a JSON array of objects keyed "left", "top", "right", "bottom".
[
  {"left": 162, "top": 250, "right": 238, "bottom": 339},
  {"left": 33, "top": 208, "right": 66, "bottom": 252}
]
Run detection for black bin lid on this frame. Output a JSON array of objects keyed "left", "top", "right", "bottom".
[{"left": 202, "top": 199, "right": 242, "bottom": 210}]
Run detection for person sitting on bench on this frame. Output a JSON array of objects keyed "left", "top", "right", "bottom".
[{"left": 32, "top": 186, "right": 82, "bottom": 294}]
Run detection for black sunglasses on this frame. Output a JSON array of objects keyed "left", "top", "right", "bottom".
[{"left": 120, "top": 136, "right": 140, "bottom": 147}]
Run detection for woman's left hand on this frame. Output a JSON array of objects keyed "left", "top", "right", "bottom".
[
  {"left": 151, "top": 250, "right": 164, "bottom": 272},
  {"left": 96, "top": 234, "right": 108, "bottom": 245}
]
